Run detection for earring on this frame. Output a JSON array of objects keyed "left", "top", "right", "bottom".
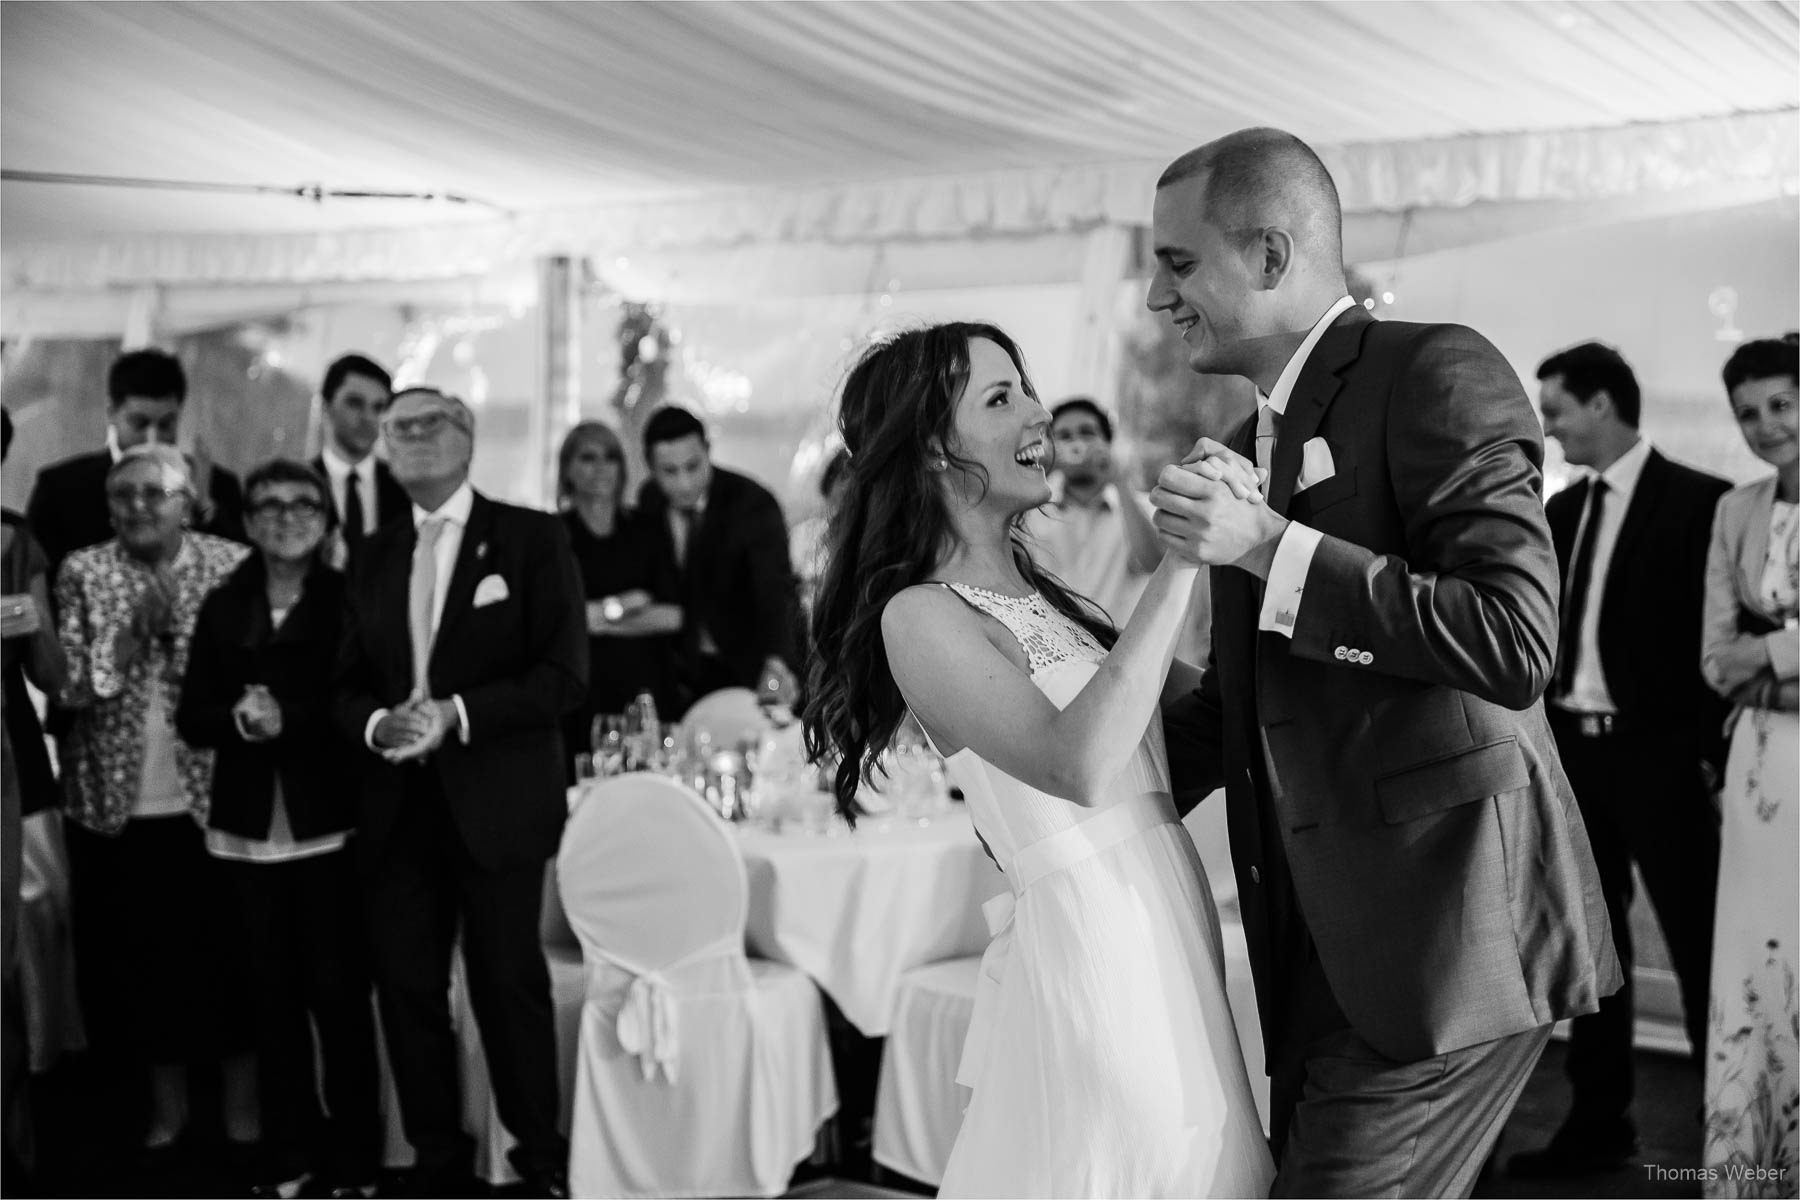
[{"left": 932, "top": 457, "right": 948, "bottom": 471}]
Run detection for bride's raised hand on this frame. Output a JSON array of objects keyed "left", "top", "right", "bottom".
[{"left": 1180, "top": 437, "right": 1264, "bottom": 502}]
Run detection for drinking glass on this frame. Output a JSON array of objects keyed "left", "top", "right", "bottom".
[{"left": 591, "top": 714, "right": 627, "bottom": 777}]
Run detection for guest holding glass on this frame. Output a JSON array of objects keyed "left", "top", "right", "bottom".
[
  {"left": 52, "top": 444, "right": 254, "bottom": 1166},
  {"left": 175, "top": 459, "right": 382, "bottom": 1198},
  {"left": 556, "top": 421, "right": 681, "bottom": 773},
  {"left": 1699, "top": 334, "right": 1800, "bottom": 1195}
]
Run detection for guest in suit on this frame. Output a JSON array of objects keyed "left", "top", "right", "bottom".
[
  {"left": 53, "top": 445, "right": 255, "bottom": 1161},
  {"left": 176, "top": 459, "right": 382, "bottom": 1197},
  {"left": 1508, "top": 341, "right": 1731, "bottom": 1177},
  {"left": 556, "top": 421, "right": 681, "bottom": 775},
  {"left": 310, "top": 353, "right": 407, "bottom": 570},
  {"left": 1146, "top": 127, "right": 1619, "bottom": 1196},
  {"left": 1698, "top": 335, "right": 1799, "bottom": 1192},
  {"left": 334, "top": 387, "right": 586, "bottom": 1198},
  {"left": 635, "top": 406, "right": 800, "bottom": 715},
  {"left": 26, "top": 348, "right": 245, "bottom": 580}
]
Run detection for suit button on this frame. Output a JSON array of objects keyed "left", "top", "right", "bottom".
[
  {"left": 1359, "top": 650, "right": 1374, "bottom": 665},
  {"left": 1333, "top": 646, "right": 1348, "bottom": 660},
  {"left": 1250, "top": 866, "right": 1261, "bottom": 884}
]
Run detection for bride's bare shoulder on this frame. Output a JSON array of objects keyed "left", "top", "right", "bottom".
[{"left": 881, "top": 583, "right": 974, "bottom": 646}]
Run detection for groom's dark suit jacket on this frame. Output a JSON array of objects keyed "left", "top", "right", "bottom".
[
  {"left": 1167, "top": 309, "right": 1621, "bottom": 1065},
  {"left": 333, "top": 490, "right": 588, "bottom": 872}
]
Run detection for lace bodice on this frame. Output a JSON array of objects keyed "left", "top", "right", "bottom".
[{"left": 942, "top": 583, "right": 1105, "bottom": 675}]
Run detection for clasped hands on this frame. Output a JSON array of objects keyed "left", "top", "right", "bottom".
[
  {"left": 372, "top": 691, "right": 459, "bottom": 763},
  {"left": 1148, "top": 438, "right": 1289, "bottom": 577},
  {"left": 233, "top": 684, "right": 283, "bottom": 743}
]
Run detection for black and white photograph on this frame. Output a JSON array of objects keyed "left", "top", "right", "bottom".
[{"left": 0, "top": 3, "right": 1795, "bottom": 1198}]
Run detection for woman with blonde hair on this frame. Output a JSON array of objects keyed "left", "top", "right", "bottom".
[{"left": 555, "top": 421, "right": 681, "bottom": 773}]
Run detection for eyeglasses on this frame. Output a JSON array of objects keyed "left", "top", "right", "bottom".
[
  {"left": 382, "top": 410, "right": 469, "bottom": 442},
  {"left": 248, "top": 498, "right": 327, "bottom": 521},
  {"left": 105, "top": 485, "right": 186, "bottom": 509}
]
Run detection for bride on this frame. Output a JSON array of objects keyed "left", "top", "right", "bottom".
[{"left": 802, "top": 322, "right": 1274, "bottom": 1197}]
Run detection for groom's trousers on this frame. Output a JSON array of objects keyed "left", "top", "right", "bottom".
[{"left": 1269, "top": 955, "right": 1553, "bottom": 1200}]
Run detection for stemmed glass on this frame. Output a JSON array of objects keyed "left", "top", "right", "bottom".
[{"left": 590, "top": 714, "right": 626, "bottom": 778}]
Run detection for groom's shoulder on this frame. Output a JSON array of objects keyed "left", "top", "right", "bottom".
[{"left": 1359, "top": 319, "right": 1512, "bottom": 384}]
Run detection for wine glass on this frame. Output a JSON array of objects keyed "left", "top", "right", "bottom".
[{"left": 591, "top": 714, "right": 626, "bottom": 777}]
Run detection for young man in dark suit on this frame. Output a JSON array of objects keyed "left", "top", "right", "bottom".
[
  {"left": 634, "top": 405, "right": 800, "bottom": 715},
  {"left": 1508, "top": 342, "right": 1731, "bottom": 1178},
  {"left": 1147, "top": 127, "right": 1619, "bottom": 1197},
  {"left": 309, "top": 353, "right": 408, "bottom": 568},
  {"left": 26, "top": 348, "right": 244, "bottom": 578},
  {"left": 334, "top": 387, "right": 586, "bottom": 1198}
]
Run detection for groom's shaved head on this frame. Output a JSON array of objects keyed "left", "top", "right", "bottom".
[{"left": 1158, "top": 128, "right": 1344, "bottom": 268}]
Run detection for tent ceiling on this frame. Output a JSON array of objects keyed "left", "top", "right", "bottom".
[{"left": 4, "top": 0, "right": 1796, "bottom": 240}]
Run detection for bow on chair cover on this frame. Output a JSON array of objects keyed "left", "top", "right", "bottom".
[{"left": 601, "top": 933, "right": 743, "bottom": 1085}]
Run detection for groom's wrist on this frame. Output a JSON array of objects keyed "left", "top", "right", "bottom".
[{"left": 1234, "top": 513, "right": 1290, "bottom": 579}]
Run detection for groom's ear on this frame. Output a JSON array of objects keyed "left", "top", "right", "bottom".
[{"left": 1256, "top": 226, "right": 1296, "bottom": 290}]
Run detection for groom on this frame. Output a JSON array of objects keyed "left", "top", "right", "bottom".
[{"left": 1148, "top": 128, "right": 1620, "bottom": 1197}]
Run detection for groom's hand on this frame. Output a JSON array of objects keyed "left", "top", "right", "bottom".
[{"left": 1150, "top": 464, "right": 1289, "bottom": 577}]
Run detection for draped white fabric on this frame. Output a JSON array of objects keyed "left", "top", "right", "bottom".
[
  {"left": 738, "top": 807, "right": 1004, "bottom": 1036},
  {"left": 557, "top": 774, "right": 836, "bottom": 1199},
  {"left": 2, "top": 0, "right": 1795, "bottom": 286}
]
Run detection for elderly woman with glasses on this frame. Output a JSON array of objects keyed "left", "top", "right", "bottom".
[
  {"left": 52, "top": 443, "right": 255, "bottom": 1163},
  {"left": 555, "top": 421, "right": 681, "bottom": 777},
  {"left": 176, "top": 458, "right": 381, "bottom": 1197}
]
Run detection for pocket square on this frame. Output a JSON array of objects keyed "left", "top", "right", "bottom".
[
  {"left": 1297, "top": 437, "right": 1336, "bottom": 492},
  {"left": 472, "top": 574, "right": 510, "bottom": 608}
]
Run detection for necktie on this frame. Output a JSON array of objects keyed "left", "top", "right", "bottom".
[
  {"left": 343, "top": 471, "right": 365, "bottom": 548},
  {"left": 409, "top": 517, "right": 445, "bottom": 698},
  {"left": 1255, "top": 405, "right": 1282, "bottom": 474},
  {"left": 1554, "top": 479, "right": 1609, "bottom": 699},
  {"left": 672, "top": 508, "right": 694, "bottom": 570}
]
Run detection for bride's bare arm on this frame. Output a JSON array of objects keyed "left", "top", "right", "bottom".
[{"left": 882, "top": 556, "right": 1200, "bottom": 806}]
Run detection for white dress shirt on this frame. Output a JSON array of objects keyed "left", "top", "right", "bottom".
[
  {"left": 1023, "top": 479, "right": 1154, "bottom": 623},
  {"left": 320, "top": 444, "right": 380, "bottom": 538},
  {"left": 363, "top": 481, "right": 474, "bottom": 750},
  {"left": 1556, "top": 437, "right": 1653, "bottom": 714},
  {"left": 1257, "top": 295, "right": 1356, "bottom": 635}
]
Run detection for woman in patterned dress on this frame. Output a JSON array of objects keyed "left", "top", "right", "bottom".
[{"left": 1700, "top": 335, "right": 1800, "bottom": 1198}]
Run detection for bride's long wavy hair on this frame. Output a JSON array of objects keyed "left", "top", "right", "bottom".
[{"left": 801, "top": 322, "right": 1118, "bottom": 821}]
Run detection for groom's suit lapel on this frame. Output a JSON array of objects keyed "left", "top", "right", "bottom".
[{"left": 1266, "top": 310, "right": 1375, "bottom": 517}]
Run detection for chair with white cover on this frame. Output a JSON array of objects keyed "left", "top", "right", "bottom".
[
  {"left": 675, "top": 687, "right": 765, "bottom": 756},
  {"left": 558, "top": 774, "right": 837, "bottom": 1197},
  {"left": 871, "top": 956, "right": 980, "bottom": 1187}
]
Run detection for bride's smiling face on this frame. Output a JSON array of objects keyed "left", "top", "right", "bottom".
[{"left": 940, "top": 336, "right": 1054, "bottom": 517}]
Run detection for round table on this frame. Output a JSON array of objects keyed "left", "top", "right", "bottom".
[{"left": 736, "top": 806, "right": 1004, "bottom": 1036}]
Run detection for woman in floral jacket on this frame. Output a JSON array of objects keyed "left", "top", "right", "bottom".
[{"left": 54, "top": 443, "right": 255, "bottom": 1163}]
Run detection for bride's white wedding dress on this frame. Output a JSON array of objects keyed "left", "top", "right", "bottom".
[{"left": 930, "top": 583, "right": 1274, "bottom": 1198}]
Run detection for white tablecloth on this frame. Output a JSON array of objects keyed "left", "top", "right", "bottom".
[{"left": 737, "top": 807, "right": 1003, "bottom": 1036}]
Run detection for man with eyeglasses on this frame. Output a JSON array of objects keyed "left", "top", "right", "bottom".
[
  {"left": 333, "top": 387, "right": 585, "bottom": 1199},
  {"left": 309, "top": 353, "right": 408, "bottom": 569},
  {"left": 26, "top": 348, "right": 246, "bottom": 582}
]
